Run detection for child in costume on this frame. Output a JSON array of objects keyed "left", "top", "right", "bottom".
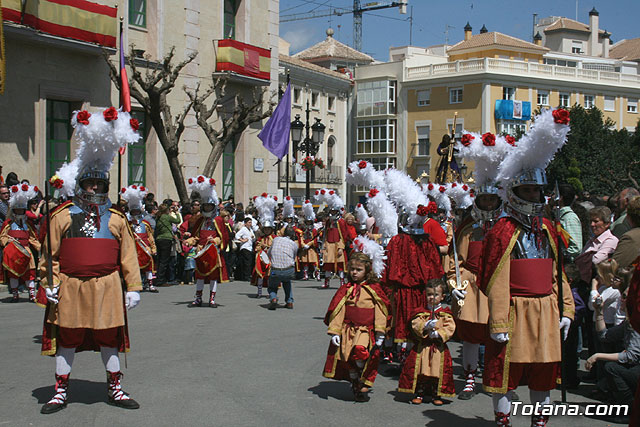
[
  {"left": 398, "top": 278, "right": 456, "bottom": 405},
  {"left": 322, "top": 238, "right": 389, "bottom": 402},
  {"left": 297, "top": 200, "right": 320, "bottom": 281},
  {"left": 251, "top": 193, "right": 277, "bottom": 297}
]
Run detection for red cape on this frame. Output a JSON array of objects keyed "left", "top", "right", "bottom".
[{"left": 383, "top": 233, "right": 444, "bottom": 288}]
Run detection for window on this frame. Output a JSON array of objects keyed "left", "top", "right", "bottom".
[
  {"left": 604, "top": 96, "right": 616, "bottom": 111},
  {"left": 416, "top": 125, "right": 430, "bottom": 156},
  {"left": 327, "top": 136, "right": 336, "bottom": 167},
  {"left": 417, "top": 89, "right": 430, "bottom": 106},
  {"left": 503, "top": 87, "right": 515, "bottom": 100},
  {"left": 223, "top": 0, "right": 239, "bottom": 39},
  {"left": 356, "top": 119, "right": 396, "bottom": 154},
  {"left": 571, "top": 41, "right": 583, "bottom": 54},
  {"left": 357, "top": 80, "right": 396, "bottom": 116},
  {"left": 222, "top": 138, "right": 237, "bottom": 200},
  {"left": 628, "top": 99, "right": 638, "bottom": 113},
  {"left": 537, "top": 90, "right": 549, "bottom": 106},
  {"left": 446, "top": 119, "right": 464, "bottom": 139},
  {"left": 450, "top": 87, "right": 463, "bottom": 104},
  {"left": 559, "top": 93, "right": 570, "bottom": 108},
  {"left": 293, "top": 88, "right": 301, "bottom": 105},
  {"left": 46, "top": 100, "right": 73, "bottom": 179},
  {"left": 360, "top": 157, "right": 397, "bottom": 170},
  {"left": 311, "top": 92, "right": 319, "bottom": 109},
  {"left": 497, "top": 119, "right": 527, "bottom": 136},
  {"left": 327, "top": 96, "right": 335, "bottom": 112},
  {"left": 129, "top": 0, "right": 146, "bottom": 28},
  {"left": 584, "top": 95, "right": 595, "bottom": 109},
  {"left": 128, "top": 111, "right": 147, "bottom": 186}
]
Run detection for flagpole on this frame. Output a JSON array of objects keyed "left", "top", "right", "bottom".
[
  {"left": 117, "top": 16, "right": 123, "bottom": 206},
  {"left": 285, "top": 71, "right": 290, "bottom": 196}
]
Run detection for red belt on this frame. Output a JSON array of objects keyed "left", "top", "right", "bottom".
[
  {"left": 510, "top": 258, "right": 553, "bottom": 297},
  {"left": 8, "top": 229, "right": 29, "bottom": 248},
  {"left": 344, "top": 306, "right": 374, "bottom": 326},
  {"left": 59, "top": 238, "right": 120, "bottom": 278}
]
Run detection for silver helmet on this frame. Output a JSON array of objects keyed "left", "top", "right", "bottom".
[
  {"left": 505, "top": 168, "right": 547, "bottom": 219},
  {"left": 75, "top": 165, "right": 110, "bottom": 206}
]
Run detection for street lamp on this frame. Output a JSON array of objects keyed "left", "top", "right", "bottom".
[{"left": 290, "top": 99, "right": 325, "bottom": 200}]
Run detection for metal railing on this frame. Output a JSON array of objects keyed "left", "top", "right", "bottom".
[{"left": 278, "top": 164, "right": 343, "bottom": 185}]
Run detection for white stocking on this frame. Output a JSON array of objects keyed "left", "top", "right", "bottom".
[
  {"left": 27, "top": 280, "right": 35, "bottom": 290},
  {"left": 55, "top": 347, "right": 76, "bottom": 375},
  {"left": 209, "top": 281, "right": 217, "bottom": 293},
  {"left": 355, "top": 360, "right": 365, "bottom": 368},
  {"left": 339, "top": 271, "right": 344, "bottom": 279},
  {"left": 530, "top": 389, "right": 550, "bottom": 413},
  {"left": 462, "top": 341, "right": 479, "bottom": 371},
  {"left": 325, "top": 271, "right": 331, "bottom": 279},
  {"left": 100, "top": 347, "right": 120, "bottom": 373},
  {"left": 492, "top": 393, "right": 512, "bottom": 414},
  {"left": 9, "top": 277, "right": 19, "bottom": 290},
  {"left": 195, "top": 279, "right": 205, "bottom": 292},
  {"left": 146, "top": 271, "right": 153, "bottom": 281}
]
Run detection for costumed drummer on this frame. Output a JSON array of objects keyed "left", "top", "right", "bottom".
[
  {"left": 121, "top": 185, "right": 158, "bottom": 293},
  {"left": 184, "top": 176, "right": 229, "bottom": 308},
  {"left": 38, "top": 107, "right": 142, "bottom": 414},
  {"left": 251, "top": 193, "right": 277, "bottom": 298},
  {"left": 1, "top": 183, "right": 41, "bottom": 303},
  {"left": 477, "top": 109, "right": 575, "bottom": 427}
]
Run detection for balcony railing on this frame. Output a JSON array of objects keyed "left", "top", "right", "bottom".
[
  {"left": 405, "top": 57, "right": 640, "bottom": 88},
  {"left": 278, "top": 164, "right": 343, "bottom": 185}
]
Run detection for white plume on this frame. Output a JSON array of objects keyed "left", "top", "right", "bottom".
[
  {"left": 345, "top": 160, "right": 386, "bottom": 190},
  {"left": 352, "top": 235, "right": 387, "bottom": 277},
  {"left": 187, "top": 176, "right": 219, "bottom": 205},
  {"left": 120, "top": 184, "right": 148, "bottom": 210},
  {"left": 302, "top": 199, "right": 316, "bottom": 221},
  {"left": 383, "top": 169, "right": 429, "bottom": 227},
  {"left": 254, "top": 194, "right": 278, "bottom": 226},
  {"left": 355, "top": 203, "right": 370, "bottom": 225},
  {"left": 51, "top": 159, "right": 80, "bottom": 199},
  {"left": 283, "top": 196, "right": 295, "bottom": 218},
  {"left": 456, "top": 130, "right": 514, "bottom": 187},
  {"left": 366, "top": 189, "right": 398, "bottom": 238}
]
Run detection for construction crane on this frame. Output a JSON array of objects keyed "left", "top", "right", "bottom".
[{"left": 280, "top": 1, "right": 408, "bottom": 52}]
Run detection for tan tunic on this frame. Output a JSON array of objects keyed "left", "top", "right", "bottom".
[
  {"left": 40, "top": 206, "right": 142, "bottom": 330},
  {"left": 0, "top": 220, "right": 41, "bottom": 270},
  {"left": 327, "top": 286, "right": 387, "bottom": 362},
  {"left": 410, "top": 310, "right": 456, "bottom": 378},
  {"left": 446, "top": 223, "right": 489, "bottom": 324}
]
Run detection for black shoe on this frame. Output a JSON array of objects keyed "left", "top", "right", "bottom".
[
  {"left": 188, "top": 299, "right": 202, "bottom": 308},
  {"left": 107, "top": 396, "right": 140, "bottom": 410},
  {"left": 458, "top": 389, "right": 475, "bottom": 400},
  {"left": 41, "top": 401, "right": 67, "bottom": 414},
  {"left": 268, "top": 299, "right": 277, "bottom": 310},
  {"left": 286, "top": 302, "right": 293, "bottom": 309},
  {"left": 209, "top": 302, "right": 218, "bottom": 308}
]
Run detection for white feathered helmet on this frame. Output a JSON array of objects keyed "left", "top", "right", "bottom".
[
  {"left": 445, "top": 182, "right": 473, "bottom": 211},
  {"left": 352, "top": 235, "right": 387, "bottom": 278},
  {"left": 254, "top": 193, "right": 278, "bottom": 228},
  {"left": 302, "top": 199, "right": 316, "bottom": 222},
  {"left": 283, "top": 195, "right": 295, "bottom": 219},
  {"left": 49, "top": 159, "right": 80, "bottom": 199},
  {"left": 8, "top": 183, "right": 38, "bottom": 210},
  {"left": 120, "top": 184, "right": 148, "bottom": 211},
  {"left": 188, "top": 175, "right": 219, "bottom": 217}
]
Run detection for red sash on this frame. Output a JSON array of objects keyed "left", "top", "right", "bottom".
[
  {"left": 344, "top": 306, "right": 374, "bottom": 326},
  {"left": 195, "top": 230, "right": 221, "bottom": 276},
  {"left": 509, "top": 258, "right": 553, "bottom": 297},
  {"left": 59, "top": 238, "right": 120, "bottom": 277},
  {"left": 8, "top": 229, "right": 29, "bottom": 247},
  {"left": 135, "top": 234, "right": 153, "bottom": 269},
  {"left": 465, "top": 241, "right": 482, "bottom": 274}
]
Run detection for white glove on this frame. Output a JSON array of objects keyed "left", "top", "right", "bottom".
[
  {"left": 304, "top": 245, "right": 310, "bottom": 249},
  {"left": 429, "top": 329, "right": 440, "bottom": 339},
  {"left": 559, "top": 317, "right": 571, "bottom": 341},
  {"left": 375, "top": 335, "right": 384, "bottom": 347},
  {"left": 125, "top": 291, "right": 140, "bottom": 310},
  {"left": 330, "top": 335, "right": 341, "bottom": 347},
  {"left": 45, "top": 287, "right": 59, "bottom": 304},
  {"left": 452, "top": 288, "right": 467, "bottom": 300},
  {"left": 490, "top": 332, "right": 509, "bottom": 343}
]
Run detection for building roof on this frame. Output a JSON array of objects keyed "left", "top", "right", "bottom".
[
  {"left": 544, "top": 17, "right": 605, "bottom": 34},
  {"left": 448, "top": 31, "right": 548, "bottom": 53},
  {"left": 279, "top": 54, "right": 352, "bottom": 81},
  {"left": 610, "top": 38, "right": 640, "bottom": 61},
  {"left": 293, "top": 35, "right": 374, "bottom": 63}
]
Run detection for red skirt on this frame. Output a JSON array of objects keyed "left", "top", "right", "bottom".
[
  {"left": 454, "top": 318, "right": 489, "bottom": 344},
  {"left": 393, "top": 286, "right": 426, "bottom": 342}
]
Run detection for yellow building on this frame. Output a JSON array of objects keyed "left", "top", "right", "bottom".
[{"left": 353, "top": 11, "right": 640, "bottom": 202}]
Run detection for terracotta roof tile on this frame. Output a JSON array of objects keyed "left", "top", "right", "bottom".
[
  {"left": 293, "top": 36, "right": 374, "bottom": 63},
  {"left": 610, "top": 38, "right": 640, "bottom": 61},
  {"left": 448, "top": 32, "right": 548, "bottom": 53},
  {"left": 544, "top": 17, "right": 606, "bottom": 34},
  {"left": 279, "top": 54, "right": 352, "bottom": 80}
]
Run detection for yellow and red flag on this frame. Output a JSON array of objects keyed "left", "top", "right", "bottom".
[
  {"left": 555, "top": 222, "right": 572, "bottom": 250},
  {"left": 216, "top": 39, "right": 270, "bottom": 81},
  {"left": 2, "top": 0, "right": 117, "bottom": 48}
]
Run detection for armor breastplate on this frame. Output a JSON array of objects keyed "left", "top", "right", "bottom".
[
  {"left": 201, "top": 218, "right": 216, "bottom": 231},
  {"left": 10, "top": 221, "right": 28, "bottom": 232},
  {"left": 512, "top": 229, "right": 549, "bottom": 260},
  {"left": 66, "top": 204, "right": 116, "bottom": 239}
]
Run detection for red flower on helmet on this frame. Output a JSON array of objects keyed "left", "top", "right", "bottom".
[
  {"left": 451, "top": 182, "right": 457, "bottom": 187},
  {"left": 103, "top": 107, "right": 118, "bottom": 122},
  {"left": 368, "top": 188, "right": 380, "bottom": 198},
  {"left": 314, "top": 190, "right": 319, "bottom": 196},
  {"left": 52, "top": 179, "right": 64, "bottom": 189},
  {"left": 347, "top": 168, "right": 352, "bottom": 174},
  {"left": 305, "top": 199, "right": 310, "bottom": 204},
  {"left": 321, "top": 189, "right": 326, "bottom": 195},
  {"left": 261, "top": 192, "right": 268, "bottom": 198},
  {"left": 253, "top": 196, "right": 257, "bottom": 201},
  {"left": 197, "top": 176, "right": 205, "bottom": 183},
  {"left": 427, "top": 183, "right": 434, "bottom": 191},
  {"left": 21, "top": 184, "right": 28, "bottom": 191},
  {"left": 552, "top": 108, "right": 570, "bottom": 125},
  {"left": 505, "top": 135, "right": 516, "bottom": 146},
  {"left": 34, "top": 186, "right": 39, "bottom": 193},
  {"left": 357, "top": 203, "right": 362, "bottom": 208},
  {"left": 140, "top": 186, "right": 146, "bottom": 191},
  {"left": 482, "top": 132, "right": 496, "bottom": 146},
  {"left": 329, "top": 190, "right": 335, "bottom": 195},
  {"left": 427, "top": 201, "right": 438, "bottom": 213},
  {"left": 439, "top": 186, "right": 446, "bottom": 193},
  {"left": 358, "top": 160, "right": 367, "bottom": 169},
  {"left": 209, "top": 178, "right": 215, "bottom": 185},
  {"left": 462, "top": 184, "right": 469, "bottom": 191},
  {"left": 121, "top": 188, "right": 126, "bottom": 193},
  {"left": 274, "top": 196, "right": 278, "bottom": 201},
  {"left": 130, "top": 118, "right": 140, "bottom": 131},
  {"left": 11, "top": 186, "right": 18, "bottom": 193},
  {"left": 461, "top": 133, "right": 474, "bottom": 146},
  {"left": 77, "top": 110, "right": 91, "bottom": 125},
  {"left": 188, "top": 178, "right": 193, "bottom": 184},
  {"left": 132, "top": 185, "right": 137, "bottom": 190},
  {"left": 416, "top": 205, "right": 429, "bottom": 216},
  {"left": 286, "top": 196, "right": 291, "bottom": 201}
]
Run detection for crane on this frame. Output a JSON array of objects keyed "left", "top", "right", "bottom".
[{"left": 280, "top": 1, "right": 408, "bottom": 52}]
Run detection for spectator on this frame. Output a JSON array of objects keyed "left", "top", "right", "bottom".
[
  {"left": 267, "top": 226, "right": 299, "bottom": 310},
  {"left": 0, "top": 165, "right": 3, "bottom": 185},
  {"left": 144, "top": 203, "right": 157, "bottom": 230},
  {"left": 612, "top": 196, "right": 640, "bottom": 269},
  {"left": 575, "top": 206, "right": 619, "bottom": 284},
  {"left": 0, "top": 184, "right": 9, "bottom": 223},
  {"left": 5, "top": 172, "right": 18, "bottom": 186},
  {"left": 154, "top": 203, "right": 181, "bottom": 286},
  {"left": 557, "top": 183, "right": 582, "bottom": 262},
  {"left": 612, "top": 188, "right": 640, "bottom": 239},
  {"left": 144, "top": 192, "right": 157, "bottom": 207},
  {"left": 234, "top": 217, "right": 255, "bottom": 281},
  {"left": 26, "top": 198, "right": 44, "bottom": 229}
]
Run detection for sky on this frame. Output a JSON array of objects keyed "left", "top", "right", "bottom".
[{"left": 279, "top": 0, "right": 640, "bottom": 61}]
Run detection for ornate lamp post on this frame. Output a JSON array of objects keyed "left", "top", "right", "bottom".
[{"left": 290, "top": 99, "right": 325, "bottom": 200}]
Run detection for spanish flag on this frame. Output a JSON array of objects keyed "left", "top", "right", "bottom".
[
  {"left": 556, "top": 222, "right": 572, "bottom": 250},
  {"left": 216, "top": 39, "right": 270, "bottom": 81},
  {"left": 2, "top": 0, "right": 117, "bottom": 48}
]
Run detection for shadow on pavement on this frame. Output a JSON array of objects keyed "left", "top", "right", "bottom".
[
  {"left": 308, "top": 381, "right": 354, "bottom": 402},
  {"left": 32, "top": 379, "right": 107, "bottom": 405},
  {"left": 0, "top": 297, "right": 31, "bottom": 304},
  {"left": 387, "top": 389, "right": 409, "bottom": 403},
  {"left": 422, "top": 408, "right": 491, "bottom": 426},
  {"left": 33, "top": 334, "right": 42, "bottom": 344}
]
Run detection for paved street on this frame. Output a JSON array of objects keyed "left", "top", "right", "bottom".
[{"left": 0, "top": 280, "right": 628, "bottom": 426}]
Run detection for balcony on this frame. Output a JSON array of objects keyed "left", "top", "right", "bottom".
[
  {"left": 278, "top": 164, "right": 343, "bottom": 186},
  {"left": 405, "top": 58, "right": 640, "bottom": 88}
]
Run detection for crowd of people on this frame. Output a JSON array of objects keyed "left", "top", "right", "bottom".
[{"left": 1, "top": 106, "right": 639, "bottom": 426}]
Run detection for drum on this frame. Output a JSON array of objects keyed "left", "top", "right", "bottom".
[
  {"left": 195, "top": 243, "right": 220, "bottom": 276},
  {"left": 2, "top": 240, "right": 31, "bottom": 277},
  {"left": 135, "top": 238, "right": 153, "bottom": 269},
  {"left": 260, "top": 251, "right": 270, "bottom": 265}
]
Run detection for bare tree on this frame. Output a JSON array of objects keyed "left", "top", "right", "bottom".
[
  {"left": 103, "top": 46, "right": 196, "bottom": 202},
  {"left": 186, "top": 77, "right": 276, "bottom": 177}
]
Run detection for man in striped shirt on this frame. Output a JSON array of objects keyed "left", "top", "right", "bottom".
[{"left": 267, "top": 227, "right": 299, "bottom": 310}]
